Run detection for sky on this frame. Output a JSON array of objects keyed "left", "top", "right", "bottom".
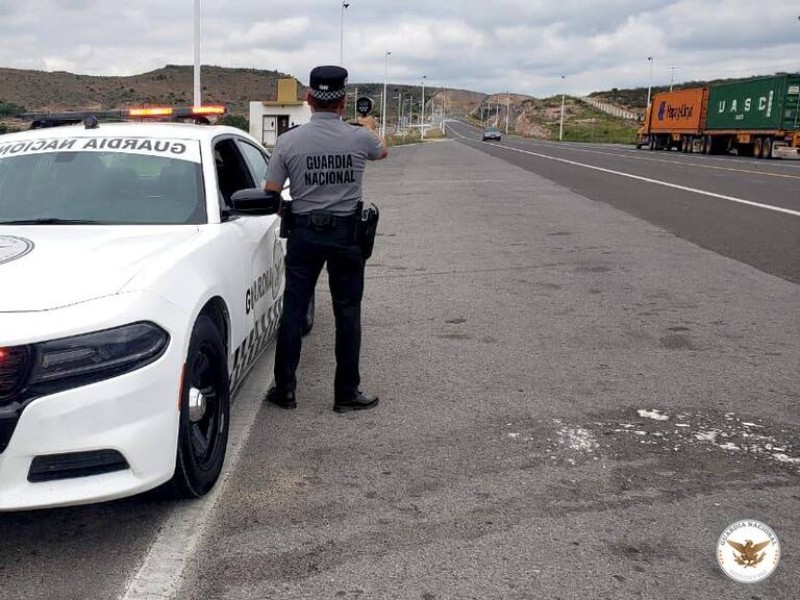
[{"left": 0, "top": 0, "right": 798, "bottom": 98}]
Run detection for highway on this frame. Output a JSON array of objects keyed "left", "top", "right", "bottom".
[
  {"left": 447, "top": 120, "right": 800, "bottom": 284},
  {"left": 1, "top": 134, "right": 798, "bottom": 600}
]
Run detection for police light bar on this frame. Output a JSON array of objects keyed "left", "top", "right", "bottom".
[
  {"left": 129, "top": 107, "right": 174, "bottom": 117},
  {"left": 190, "top": 106, "right": 226, "bottom": 115},
  {"left": 18, "top": 105, "right": 227, "bottom": 129}
]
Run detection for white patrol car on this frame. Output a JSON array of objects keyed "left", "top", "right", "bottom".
[{"left": 0, "top": 106, "right": 308, "bottom": 510}]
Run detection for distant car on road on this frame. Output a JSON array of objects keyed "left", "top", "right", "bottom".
[
  {"left": 0, "top": 106, "right": 308, "bottom": 511},
  {"left": 482, "top": 126, "right": 502, "bottom": 142}
]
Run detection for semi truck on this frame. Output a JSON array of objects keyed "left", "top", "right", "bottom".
[{"left": 636, "top": 73, "right": 800, "bottom": 159}]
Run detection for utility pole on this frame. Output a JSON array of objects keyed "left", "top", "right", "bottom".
[
  {"left": 381, "top": 50, "right": 391, "bottom": 136},
  {"left": 396, "top": 89, "right": 402, "bottom": 132},
  {"left": 559, "top": 76, "right": 566, "bottom": 141},
  {"left": 193, "top": 0, "right": 201, "bottom": 107},
  {"left": 668, "top": 65, "right": 679, "bottom": 91},
  {"left": 505, "top": 90, "right": 510, "bottom": 134},
  {"left": 340, "top": 2, "right": 350, "bottom": 65},
  {"left": 646, "top": 56, "right": 653, "bottom": 108},
  {"left": 420, "top": 83, "right": 424, "bottom": 140}
]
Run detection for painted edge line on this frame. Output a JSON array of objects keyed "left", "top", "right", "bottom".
[
  {"left": 447, "top": 123, "right": 800, "bottom": 218},
  {"left": 119, "top": 345, "right": 276, "bottom": 600},
  {"left": 495, "top": 143, "right": 800, "bottom": 217}
]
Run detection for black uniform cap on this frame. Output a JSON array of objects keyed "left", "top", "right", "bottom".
[{"left": 309, "top": 65, "right": 348, "bottom": 100}]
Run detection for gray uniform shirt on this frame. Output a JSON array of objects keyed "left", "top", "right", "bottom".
[{"left": 266, "top": 112, "right": 384, "bottom": 216}]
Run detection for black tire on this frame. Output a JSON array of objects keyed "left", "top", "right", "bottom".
[
  {"left": 763, "top": 137, "right": 773, "bottom": 160},
  {"left": 302, "top": 293, "right": 315, "bottom": 336},
  {"left": 704, "top": 135, "right": 713, "bottom": 155},
  {"left": 165, "top": 315, "right": 230, "bottom": 498},
  {"left": 754, "top": 137, "right": 763, "bottom": 159}
]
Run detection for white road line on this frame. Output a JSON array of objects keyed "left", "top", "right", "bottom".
[
  {"left": 447, "top": 124, "right": 800, "bottom": 218},
  {"left": 119, "top": 345, "right": 275, "bottom": 600},
  {"left": 516, "top": 140, "right": 800, "bottom": 180}
]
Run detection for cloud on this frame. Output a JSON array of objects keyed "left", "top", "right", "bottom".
[{"left": 0, "top": 0, "right": 797, "bottom": 96}]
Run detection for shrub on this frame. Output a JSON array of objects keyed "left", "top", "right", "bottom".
[
  {"left": 0, "top": 102, "right": 25, "bottom": 117},
  {"left": 217, "top": 114, "right": 248, "bottom": 131}
]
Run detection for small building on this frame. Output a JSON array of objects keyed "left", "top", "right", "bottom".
[{"left": 249, "top": 78, "right": 312, "bottom": 148}]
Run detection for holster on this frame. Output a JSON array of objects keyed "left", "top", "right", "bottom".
[
  {"left": 354, "top": 201, "right": 380, "bottom": 260},
  {"left": 278, "top": 198, "right": 294, "bottom": 238}
]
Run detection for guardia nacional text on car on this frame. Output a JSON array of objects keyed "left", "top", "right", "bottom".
[{"left": 0, "top": 106, "right": 307, "bottom": 510}]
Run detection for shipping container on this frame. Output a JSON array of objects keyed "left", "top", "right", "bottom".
[
  {"left": 636, "top": 73, "right": 800, "bottom": 159},
  {"left": 706, "top": 74, "right": 800, "bottom": 131},
  {"left": 647, "top": 88, "right": 707, "bottom": 134}
]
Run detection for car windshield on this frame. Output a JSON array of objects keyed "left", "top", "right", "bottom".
[
  {"left": 0, "top": 141, "right": 205, "bottom": 225},
  {"left": 485, "top": 128, "right": 500, "bottom": 133}
]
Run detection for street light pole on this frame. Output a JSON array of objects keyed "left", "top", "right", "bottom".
[
  {"left": 340, "top": 1, "right": 350, "bottom": 65},
  {"left": 420, "top": 79, "right": 425, "bottom": 140},
  {"left": 396, "top": 89, "right": 402, "bottom": 132},
  {"left": 505, "top": 90, "right": 509, "bottom": 134},
  {"left": 193, "top": 0, "right": 201, "bottom": 107},
  {"left": 646, "top": 56, "right": 653, "bottom": 109},
  {"left": 382, "top": 50, "right": 391, "bottom": 137},
  {"left": 559, "top": 76, "right": 566, "bottom": 142}
]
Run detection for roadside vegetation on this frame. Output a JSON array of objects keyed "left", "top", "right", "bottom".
[
  {"left": 469, "top": 95, "right": 639, "bottom": 145},
  {"left": 387, "top": 127, "right": 445, "bottom": 146}
]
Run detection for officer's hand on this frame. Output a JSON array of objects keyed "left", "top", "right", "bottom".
[{"left": 357, "top": 115, "right": 379, "bottom": 132}]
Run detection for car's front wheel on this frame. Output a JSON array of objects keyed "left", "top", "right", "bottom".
[{"left": 165, "top": 315, "right": 230, "bottom": 498}]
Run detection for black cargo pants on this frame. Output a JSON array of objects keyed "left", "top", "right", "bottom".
[{"left": 274, "top": 218, "right": 364, "bottom": 402}]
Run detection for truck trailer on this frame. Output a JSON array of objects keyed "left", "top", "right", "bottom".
[{"left": 637, "top": 74, "right": 800, "bottom": 159}]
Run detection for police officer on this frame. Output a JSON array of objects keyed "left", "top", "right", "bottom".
[{"left": 264, "top": 65, "right": 388, "bottom": 413}]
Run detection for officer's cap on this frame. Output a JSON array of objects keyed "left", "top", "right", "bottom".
[{"left": 309, "top": 65, "right": 348, "bottom": 101}]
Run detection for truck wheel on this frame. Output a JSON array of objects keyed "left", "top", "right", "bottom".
[
  {"left": 165, "top": 315, "right": 230, "bottom": 499},
  {"left": 704, "top": 135, "right": 713, "bottom": 155},
  {"left": 763, "top": 137, "right": 773, "bottom": 160},
  {"left": 754, "top": 138, "right": 763, "bottom": 159}
]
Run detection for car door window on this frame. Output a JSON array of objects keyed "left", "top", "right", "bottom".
[
  {"left": 237, "top": 140, "right": 270, "bottom": 188},
  {"left": 213, "top": 137, "right": 255, "bottom": 208}
]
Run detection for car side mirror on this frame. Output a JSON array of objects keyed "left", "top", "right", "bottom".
[{"left": 229, "top": 188, "right": 280, "bottom": 215}]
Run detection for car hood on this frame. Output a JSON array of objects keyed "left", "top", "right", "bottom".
[{"left": 0, "top": 226, "right": 201, "bottom": 312}]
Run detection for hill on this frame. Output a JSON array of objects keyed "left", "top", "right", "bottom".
[
  {"left": 4, "top": 64, "right": 787, "bottom": 143},
  {"left": 0, "top": 64, "right": 292, "bottom": 117}
]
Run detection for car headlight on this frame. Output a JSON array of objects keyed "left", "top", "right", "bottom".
[{"left": 27, "top": 322, "right": 170, "bottom": 394}]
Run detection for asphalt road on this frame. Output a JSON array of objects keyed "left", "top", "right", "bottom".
[
  {"left": 447, "top": 121, "right": 800, "bottom": 284},
  {"left": 1, "top": 136, "right": 798, "bottom": 600}
]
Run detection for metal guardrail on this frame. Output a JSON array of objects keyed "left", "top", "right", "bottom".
[{"left": 579, "top": 97, "right": 641, "bottom": 121}]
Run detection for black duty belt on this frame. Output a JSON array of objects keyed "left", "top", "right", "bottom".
[{"left": 293, "top": 211, "right": 356, "bottom": 230}]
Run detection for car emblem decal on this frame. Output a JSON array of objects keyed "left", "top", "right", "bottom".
[{"left": 0, "top": 235, "right": 34, "bottom": 265}]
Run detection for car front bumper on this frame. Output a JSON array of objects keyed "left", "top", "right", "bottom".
[{"left": 0, "top": 293, "right": 188, "bottom": 511}]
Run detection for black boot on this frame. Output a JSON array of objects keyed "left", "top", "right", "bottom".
[
  {"left": 334, "top": 391, "right": 379, "bottom": 413},
  {"left": 266, "top": 386, "right": 297, "bottom": 409}
]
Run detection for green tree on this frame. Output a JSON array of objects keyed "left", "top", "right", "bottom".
[
  {"left": 217, "top": 114, "right": 248, "bottom": 132},
  {"left": 0, "top": 102, "right": 25, "bottom": 117}
]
